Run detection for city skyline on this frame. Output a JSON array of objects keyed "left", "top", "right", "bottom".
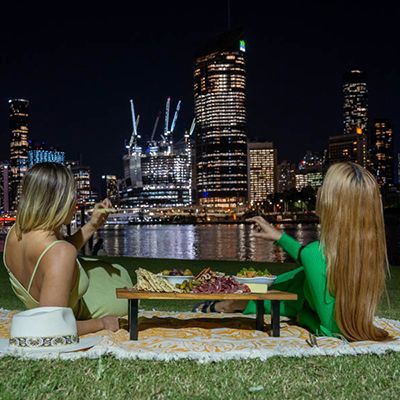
[{"left": 1, "top": 2, "right": 399, "bottom": 186}]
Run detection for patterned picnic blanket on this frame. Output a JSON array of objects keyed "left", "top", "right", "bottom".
[{"left": 1, "top": 309, "right": 400, "bottom": 361}]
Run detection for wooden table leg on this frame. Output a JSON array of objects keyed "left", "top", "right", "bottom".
[
  {"left": 128, "top": 299, "right": 139, "bottom": 340},
  {"left": 256, "top": 300, "right": 265, "bottom": 331},
  {"left": 271, "top": 300, "right": 280, "bottom": 337}
]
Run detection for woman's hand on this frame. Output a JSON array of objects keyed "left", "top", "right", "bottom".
[
  {"left": 88, "top": 198, "right": 113, "bottom": 230},
  {"left": 101, "top": 316, "right": 120, "bottom": 332},
  {"left": 247, "top": 216, "right": 282, "bottom": 242}
]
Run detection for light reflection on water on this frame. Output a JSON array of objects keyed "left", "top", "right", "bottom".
[
  {"left": 1, "top": 221, "right": 398, "bottom": 264},
  {"left": 99, "top": 223, "right": 321, "bottom": 263}
]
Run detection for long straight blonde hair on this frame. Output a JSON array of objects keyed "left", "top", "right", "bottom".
[
  {"left": 15, "top": 163, "right": 76, "bottom": 240},
  {"left": 317, "top": 162, "right": 389, "bottom": 341}
]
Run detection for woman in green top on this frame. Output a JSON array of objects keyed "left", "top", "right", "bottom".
[
  {"left": 3, "top": 163, "right": 132, "bottom": 335},
  {"left": 200, "top": 162, "right": 389, "bottom": 342}
]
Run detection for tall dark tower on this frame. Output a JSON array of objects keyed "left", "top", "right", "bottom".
[
  {"left": 343, "top": 70, "right": 368, "bottom": 135},
  {"left": 341, "top": 70, "right": 368, "bottom": 167},
  {"left": 372, "top": 119, "right": 394, "bottom": 187},
  {"left": 194, "top": 29, "right": 248, "bottom": 209},
  {"left": 9, "top": 99, "right": 29, "bottom": 209}
]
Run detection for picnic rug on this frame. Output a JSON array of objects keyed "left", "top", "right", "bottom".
[{"left": 1, "top": 308, "right": 400, "bottom": 362}]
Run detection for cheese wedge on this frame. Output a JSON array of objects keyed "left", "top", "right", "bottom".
[{"left": 246, "top": 284, "right": 268, "bottom": 293}]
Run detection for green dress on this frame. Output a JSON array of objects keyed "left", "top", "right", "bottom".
[
  {"left": 3, "top": 230, "right": 132, "bottom": 320},
  {"left": 243, "top": 232, "right": 341, "bottom": 337}
]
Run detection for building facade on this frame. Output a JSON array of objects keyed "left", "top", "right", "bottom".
[
  {"left": 343, "top": 70, "right": 368, "bottom": 135},
  {"left": 120, "top": 151, "right": 192, "bottom": 208},
  {"left": 372, "top": 119, "right": 394, "bottom": 187},
  {"left": 295, "top": 171, "right": 324, "bottom": 190},
  {"left": 101, "top": 175, "right": 119, "bottom": 204},
  {"left": 9, "top": 99, "right": 30, "bottom": 209},
  {"left": 0, "top": 162, "right": 10, "bottom": 212},
  {"left": 28, "top": 144, "right": 65, "bottom": 168},
  {"left": 194, "top": 30, "right": 248, "bottom": 209},
  {"left": 328, "top": 133, "right": 367, "bottom": 166},
  {"left": 248, "top": 142, "right": 277, "bottom": 203},
  {"left": 277, "top": 161, "right": 297, "bottom": 193},
  {"left": 66, "top": 161, "right": 95, "bottom": 207}
]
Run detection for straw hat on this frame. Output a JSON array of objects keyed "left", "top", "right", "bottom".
[{"left": 0, "top": 307, "right": 100, "bottom": 353}]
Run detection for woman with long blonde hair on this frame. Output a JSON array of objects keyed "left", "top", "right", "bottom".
[
  {"left": 197, "top": 162, "right": 389, "bottom": 341},
  {"left": 3, "top": 163, "right": 132, "bottom": 335}
]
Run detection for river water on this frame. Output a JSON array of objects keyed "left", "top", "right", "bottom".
[
  {"left": 98, "top": 222, "right": 400, "bottom": 265},
  {"left": 1, "top": 222, "right": 398, "bottom": 264}
]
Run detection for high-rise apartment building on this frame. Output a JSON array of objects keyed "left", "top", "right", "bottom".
[
  {"left": 343, "top": 70, "right": 368, "bottom": 135},
  {"left": 341, "top": 70, "right": 368, "bottom": 167},
  {"left": 328, "top": 132, "right": 367, "bottom": 166},
  {"left": 248, "top": 142, "right": 277, "bottom": 203},
  {"left": 372, "top": 119, "right": 394, "bottom": 187},
  {"left": 277, "top": 161, "right": 296, "bottom": 193},
  {"left": 0, "top": 162, "right": 10, "bottom": 212},
  {"left": 28, "top": 144, "right": 65, "bottom": 168},
  {"left": 9, "top": 99, "right": 29, "bottom": 209},
  {"left": 101, "top": 175, "right": 119, "bottom": 204},
  {"left": 194, "top": 29, "right": 248, "bottom": 209},
  {"left": 296, "top": 151, "right": 324, "bottom": 190},
  {"left": 66, "top": 161, "right": 95, "bottom": 207}
]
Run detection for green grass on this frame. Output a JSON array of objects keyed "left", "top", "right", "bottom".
[{"left": 1, "top": 256, "right": 400, "bottom": 400}]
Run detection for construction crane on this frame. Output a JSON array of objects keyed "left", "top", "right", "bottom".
[
  {"left": 164, "top": 97, "right": 170, "bottom": 136},
  {"left": 189, "top": 118, "right": 195, "bottom": 137},
  {"left": 182, "top": 118, "right": 195, "bottom": 145},
  {"left": 160, "top": 97, "right": 182, "bottom": 155},
  {"left": 127, "top": 99, "right": 141, "bottom": 155},
  {"left": 147, "top": 111, "right": 161, "bottom": 156},
  {"left": 170, "top": 100, "right": 181, "bottom": 134},
  {"left": 150, "top": 112, "right": 161, "bottom": 142}
]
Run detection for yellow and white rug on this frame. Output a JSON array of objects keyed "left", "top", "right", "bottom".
[{"left": 1, "top": 308, "right": 400, "bottom": 362}]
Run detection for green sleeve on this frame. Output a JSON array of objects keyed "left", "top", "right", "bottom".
[
  {"left": 276, "top": 233, "right": 339, "bottom": 336},
  {"left": 300, "top": 245, "right": 338, "bottom": 334},
  {"left": 275, "top": 232, "right": 302, "bottom": 262}
]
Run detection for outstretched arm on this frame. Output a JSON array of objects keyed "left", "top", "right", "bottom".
[{"left": 65, "top": 199, "right": 112, "bottom": 251}]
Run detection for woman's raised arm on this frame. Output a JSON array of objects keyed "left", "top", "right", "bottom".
[{"left": 65, "top": 199, "right": 112, "bottom": 251}]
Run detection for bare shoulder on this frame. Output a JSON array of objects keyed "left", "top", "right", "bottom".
[{"left": 40, "top": 240, "right": 77, "bottom": 274}]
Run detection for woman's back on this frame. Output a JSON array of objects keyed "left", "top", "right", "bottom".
[{"left": 3, "top": 227, "right": 78, "bottom": 305}]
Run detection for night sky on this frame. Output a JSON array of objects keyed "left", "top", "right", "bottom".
[{"left": 1, "top": 1, "right": 400, "bottom": 190}]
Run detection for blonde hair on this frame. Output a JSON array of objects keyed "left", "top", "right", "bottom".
[
  {"left": 15, "top": 163, "right": 76, "bottom": 240},
  {"left": 317, "top": 162, "right": 389, "bottom": 341}
]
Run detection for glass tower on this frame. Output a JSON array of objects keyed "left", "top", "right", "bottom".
[
  {"left": 9, "top": 99, "right": 29, "bottom": 210},
  {"left": 194, "top": 29, "right": 248, "bottom": 209}
]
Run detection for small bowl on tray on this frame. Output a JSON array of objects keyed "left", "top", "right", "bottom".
[
  {"left": 158, "top": 275, "right": 193, "bottom": 286},
  {"left": 233, "top": 275, "right": 277, "bottom": 286}
]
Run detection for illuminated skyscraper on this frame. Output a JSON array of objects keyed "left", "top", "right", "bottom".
[
  {"left": 343, "top": 70, "right": 368, "bottom": 135},
  {"left": 328, "top": 133, "right": 367, "bottom": 166},
  {"left": 28, "top": 144, "right": 65, "bottom": 168},
  {"left": 120, "top": 98, "right": 193, "bottom": 209},
  {"left": 0, "top": 162, "right": 10, "bottom": 212},
  {"left": 9, "top": 99, "right": 29, "bottom": 209},
  {"left": 66, "top": 161, "right": 95, "bottom": 207},
  {"left": 341, "top": 70, "right": 368, "bottom": 167},
  {"left": 101, "top": 175, "right": 119, "bottom": 204},
  {"left": 277, "top": 161, "right": 296, "bottom": 193},
  {"left": 296, "top": 151, "right": 324, "bottom": 190},
  {"left": 194, "top": 29, "right": 248, "bottom": 209},
  {"left": 248, "top": 142, "right": 277, "bottom": 203},
  {"left": 372, "top": 119, "right": 394, "bottom": 187}
]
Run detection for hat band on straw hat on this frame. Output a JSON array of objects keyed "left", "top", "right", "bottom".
[{"left": 9, "top": 334, "right": 79, "bottom": 348}]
